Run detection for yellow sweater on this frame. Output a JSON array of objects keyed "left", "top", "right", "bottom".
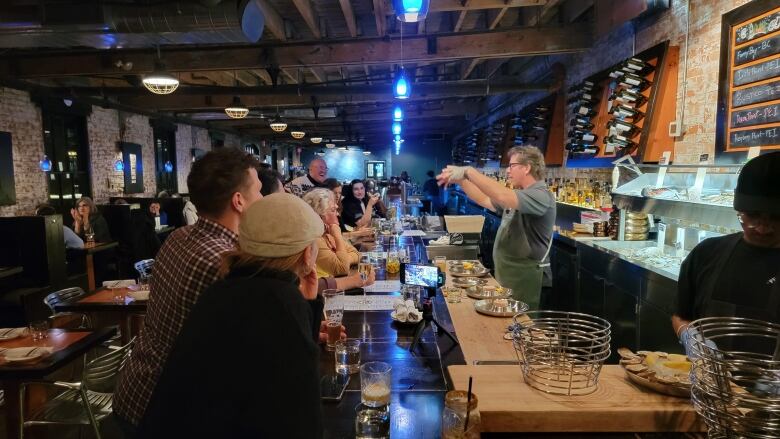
[{"left": 316, "top": 234, "right": 360, "bottom": 277}]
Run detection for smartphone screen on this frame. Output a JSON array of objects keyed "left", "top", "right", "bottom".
[
  {"left": 401, "top": 263, "right": 441, "bottom": 288},
  {"left": 320, "top": 374, "right": 350, "bottom": 401}
]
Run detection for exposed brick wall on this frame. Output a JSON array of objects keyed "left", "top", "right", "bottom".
[
  {"left": 86, "top": 109, "right": 156, "bottom": 202},
  {"left": 175, "top": 123, "right": 212, "bottom": 194},
  {"left": 0, "top": 88, "right": 46, "bottom": 216}
]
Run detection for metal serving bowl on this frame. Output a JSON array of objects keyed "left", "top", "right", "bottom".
[
  {"left": 450, "top": 265, "right": 490, "bottom": 277},
  {"left": 465, "top": 285, "right": 512, "bottom": 300},
  {"left": 451, "top": 277, "right": 488, "bottom": 287}
]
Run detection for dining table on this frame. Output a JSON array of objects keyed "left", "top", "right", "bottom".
[
  {"left": 0, "top": 327, "right": 116, "bottom": 439},
  {"left": 54, "top": 287, "right": 146, "bottom": 344},
  {"left": 0, "top": 266, "right": 23, "bottom": 280},
  {"left": 81, "top": 241, "right": 119, "bottom": 291}
]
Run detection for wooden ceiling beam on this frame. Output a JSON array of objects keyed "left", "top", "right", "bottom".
[
  {"left": 487, "top": 6, "right": 509, "bottom": 29},
  {"left": 453, "top": 2, "right": 470, "bottom": 32},
  {"left": 410, "top": 0, "right": 545, "bottom": 12},
  {"left": 292, "top": 0, "right": 322, "bottom": 38},
  {"left": 251, "top": 69, "right": 274, "bottom": 85},
  {"left": 338, "top": 0, "right": 359, "bottom": 37},
  {"left": 309, "top": 67, "right": 327, "bottom": 83},
  {"left": 461, "top": 59, "right": 481, "bottom": 79},
  {"left": 256, "top": 0, "right": 287, "bottom": 41},
  {"left": 372, "top": 0, "right": 387, "bottom": 36},
  {"left": 1, "top": 25, "right": 591, "bottom": 77},
  {"left": 281, "top": 68, "right": 299, "bottom": 84},
  {"left": 526, "top": 0, "right": 563, "bottom": 26}
]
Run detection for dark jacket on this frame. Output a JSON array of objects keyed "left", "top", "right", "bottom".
[
  {"left": 137, "top": 267, "right": 323, "bottom": 439},
  {"left": 341, "top": 196, "right": 378, "bottom": 228},
  {"left": 86, "top": 213, "right": 112, "bottom": 243}
]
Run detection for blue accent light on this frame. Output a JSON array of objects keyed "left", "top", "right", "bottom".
[
  {"left": 164, "top": 161, "right": 174, "bottom": 172},
  {"left": 393, "top": 70, "right": 411, "bottom": 100},
  {"left": 393, "top": 0, "right": 430, "bottom": 22},
  {"left": 392, "top": 122, "right": 402, "bottom": 135},
  {"left": 114, "top": 159, "right": 124, "bottom": 172},
  {"left": 394, "top": 140, "right": 402, "bottom": 155},
  {"left": 393, "top": 106, "right": 404, "bottom": 121},
  {"left": 39, "top": 155, "right": 52, "bottom": 172}
]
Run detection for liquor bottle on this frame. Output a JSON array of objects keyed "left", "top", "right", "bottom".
[{"left": 619, "top": 73, "right": 651, "bottom": 91}]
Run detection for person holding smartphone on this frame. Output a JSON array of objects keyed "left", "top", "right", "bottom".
[{"left": 437, "top": 146, "right": 555, "bottom": 309}]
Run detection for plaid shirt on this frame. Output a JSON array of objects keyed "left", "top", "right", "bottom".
[{"left": 114, "top": 218, "right": 238, "bottom": 426}]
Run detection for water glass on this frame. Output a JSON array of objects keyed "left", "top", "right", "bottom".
[
  {"left": 434, "top": 256, "right": 447, "bottom": 273},
  {"left": 360, "top": 361, "right": 392, "bottom": 408},
  {"left": 29, "top": 320, "right": 48, "bottom": 341},
  {"left": 359, "top": 256, "right": 372, "bottom": 305},
  {"left": 446, "top": 288, "right": 463, "bottom": 304},
  {"left": 323, "top": 289, "right": 345, "bottom": 350},
  {"left": 355, "top": 404, "right": 390, "bottom": 439},
  {"left": 84, "top": 231, "right": 95, "bottom": 244},
  {"left": 335, "top": 339, "right": 361, "bottom": 375},
  {"left": 111, "top": 288, "right": 126, "bottom": 304}
]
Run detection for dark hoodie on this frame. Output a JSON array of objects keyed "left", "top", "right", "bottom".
[{"left": 137, "top": 267, "right": 323, "bottom": 439}]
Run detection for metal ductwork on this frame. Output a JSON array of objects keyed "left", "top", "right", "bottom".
[{"left": 0, "top": 0, "right": 265, "bottom": 49}]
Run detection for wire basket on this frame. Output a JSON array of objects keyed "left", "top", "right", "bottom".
[
  {"left": 686, "top": 317, "right": 780, "bottom": 439},
  {"left": 512, "top": 311, "right": 611, "bottom": 396}
]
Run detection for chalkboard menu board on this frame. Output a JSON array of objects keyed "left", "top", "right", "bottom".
[{"left": 716, "top": 0, "right": 780, "bottom": 163}]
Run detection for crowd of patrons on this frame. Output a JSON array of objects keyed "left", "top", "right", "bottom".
[{"left": 105, "top": 150, "right": 391, "bottom": 438}]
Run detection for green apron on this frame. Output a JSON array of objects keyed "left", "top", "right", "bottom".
[{"left": 492, "top": 208, "right": 552, "bottom": 310}]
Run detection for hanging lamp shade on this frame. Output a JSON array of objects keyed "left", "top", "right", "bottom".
[
  {"left": 164, "top": 161, "right": 174, "bottom": 172},
  {"left": 393, "top": 0, "right": 429, "bottom": 22},
  {"left": 39, "top": 155, "right": 52, "bottom": 172},
  {"left": 315, "top": 149, "right": 326, "bottom": 156},
  {"left": 394, "top": 134, "right": 404, "bottom": 142},
  {"left": 392, "top": 122, "right": 402, "bottom": 136},
  {"left": 393, "top": 106, "right": 404, "bottom": 121},
  {"left": 114, "top": 159, "right": 124, "bottom": 172},
  {"left": 224, "top": 96, "right": 250, "bottom": 119},
  {"left": 325, "top": 143, "right": 336, "bottom": 148},
  {"left": 290, "top": 130, "right": 306, "bottom": 139},
  {"left": 393, "top": 69, "right": 411, "bottom": 99},
  {"left": 310, "top": 136, "right": 323, "bottom": 144},
  {"left": 142, "top": 62, "right": 179, "bottom": 95},
  {"left": 269, "top": 116, "right": 288, "bottom": 132},
  {"left": 363, "top": 150, "right": 371, "bottom": 156}
]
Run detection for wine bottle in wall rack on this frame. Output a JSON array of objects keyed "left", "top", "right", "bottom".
[
  {"left": 613, "top": 104, "right": 645, "bottom": 122},
  {"left": 570, "top": 118, "right": 595, "bottom": 130},
  {"left": 575, "top": 104, "right": 598, "bottom": 117},
  {"left": 606, "top": 119, "right": 640, "bottom": 137},
  {"left": 613, "top": 88, "right": 648, "bottom": 107},
  {"left": 568, "top": 130, "right": 598, "bottom": 143},
  {"left": 625, "top": 57, "right": 653, "bottom": 74},
  {"left": 618, "top": 73, "right": 651, "bottom": 91},
  {"left": 605, "top": 134, "right": 636, "bottom": 150}
]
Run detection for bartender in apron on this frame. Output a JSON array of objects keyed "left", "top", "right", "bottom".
[
  {"left": 437, "top": 146, "right": 555, "bottom": 309},
  {"left": 673, "top": 151, "right": 780, "bottom": 340}
]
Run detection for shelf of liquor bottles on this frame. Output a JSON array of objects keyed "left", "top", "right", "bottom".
[{"left": 564, "top": 41, "right": 680, "bottom": 167}]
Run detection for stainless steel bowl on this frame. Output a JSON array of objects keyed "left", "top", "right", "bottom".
[
  {"left": 474, "top": 298, "right": 529, "bottom": 317},
  {"left": 452, "top": 277, "right": 487, "bottom": 287}
]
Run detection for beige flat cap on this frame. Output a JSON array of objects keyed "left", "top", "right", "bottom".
[{"left": 239, "top": 193, "right": 325, "bottom": 257}]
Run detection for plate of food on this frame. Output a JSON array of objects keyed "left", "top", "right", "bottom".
[
  {"left": 474, "top": 298, "right": 528, "bottom": 317},
  {"left": 450, "top": 262, "right": 489, "bottom": 277},
  {"left": 465, "top": 285, "right": 512, "bottom": 300},
  {"left": 0, "top": 347, "right": 53, "bottom": 364},
  {"left": 618, "top": 348, "right": 691, "bottom": 398}
]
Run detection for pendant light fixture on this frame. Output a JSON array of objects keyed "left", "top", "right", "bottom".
[
  {"left": 290, "top": 130, "right": 306, "bottom": 139},
  {"left": 143, "top": 45, "right": 179, "bottom": 95},
  {"left": 310, "top": 136, "right": 323, "bottom": 144},
  {"left": 393, "top": 0, "right": 429, "bottom": 22},
  {"left": 114, "top": 159, "right": 124, "bottom": 172},
  {"left": 315, "top": 149, "right": 326, "bottom": 156},
  {"left": 164, "top": 161, "right": 174, "bottom": 172},
  {"left": 393, "top": 106, "right": 404, "bottom": 121},
  {"left": 363, "top": 150, "right": 371, "bottom": 156},
  {"left": 269, "top": 115, "right": 287, "bottom": 132},
  {"left": 225, "top": 96, "right": 250, "bottom": 119},
  {"left": 392, "top": 23, "right": 411, "bottom": 100},
  {"left": 392, "top": 122, "right": 402, "bottom": 136},
  {"left": 326, "top": 143, "right": 336, "bottom": 148}
]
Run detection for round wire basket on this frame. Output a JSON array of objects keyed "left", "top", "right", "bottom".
[
  {"left": 687, "top": 317, "right": 780, "bottom": 439},
  {"left": 512, "top": 311, "right": 611, "bottom": 396}
]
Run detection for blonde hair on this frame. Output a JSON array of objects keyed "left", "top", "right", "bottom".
[
  {"left": 218, "top": 249, "right": 308, "bottom": 279},
  {"left": 507, "top": 146, "right": 546, "bottom": 180},
  {"left": 302, "top": 188, "right": 334, "bottom": 216}
]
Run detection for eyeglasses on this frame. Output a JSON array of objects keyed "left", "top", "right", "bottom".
[
  {"left": 737, "top": 212, "right": 780, "bottom": 228},
  {"left": 508, "top": 162, "right": 525, "bottom": 169},
  {"left": 77, "top": 204, "right": 89, "bottom": 208}
]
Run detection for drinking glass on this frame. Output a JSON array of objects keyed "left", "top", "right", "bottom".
[
  {"left": 111, "top": 287, "right": 126, "bottom": 304},
  {"left": 355, "top": 404, "right": 390, "bottom": 439},
  {"left": 84, "top": 230, "right": 95, "bottom": 244},
  {"left": 358, "top": 256, "right": 372, "bottom": 305},
  {"left": 323, "top": 289, "right": 345, "bottom": 350},
  {"left": 434, "top": 256, "right": 447, "bottom": 273},
  {"left": 335, "top": 339, "right": 361, "bottom": 375},
  {"left": 360, "top": 361, "right": 392, "bottom": 408},
  {"left": 446, "top": 288, "right": 463, "bottom": 304},
  {"left": 28, "top": 320, "right": 49, "bottom": 341},
  {"left": 386, "top": 250, "right": 400, "bottom": 275}
]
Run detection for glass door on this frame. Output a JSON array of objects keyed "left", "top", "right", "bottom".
[{"left": 42, "top": 111, "right": 91, "bottom": 214}]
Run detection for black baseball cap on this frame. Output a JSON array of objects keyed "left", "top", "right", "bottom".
[{"left": 734, "top": 151, "right": 780, "bottom": 215}]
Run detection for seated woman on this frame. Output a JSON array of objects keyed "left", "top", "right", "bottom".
[
  {"left": 302, "top": 188, "right": 360, "bottom": 277},
  {"left": 341, "top": 179, "right": 387, "bottom": 229},
  {"left": 70, "top": 196, "right": 111, "bottom": 243},
  {"left": 138, "top": 193, "right": 326, "bottom": 438}
]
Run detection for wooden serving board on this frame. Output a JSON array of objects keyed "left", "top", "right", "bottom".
[
  {"left": 448, "top": 365, "right": 704, "bottom": 433},
  {"left": 442, "top": 263, "right": 518, "bottom": 364}
]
